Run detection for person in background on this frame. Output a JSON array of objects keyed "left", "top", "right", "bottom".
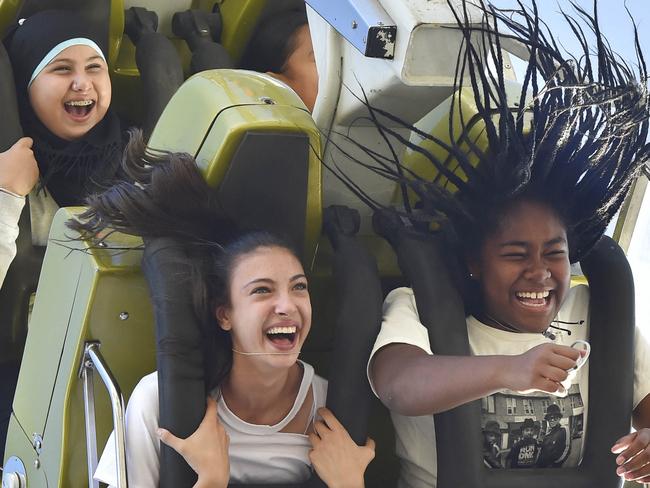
[
  {"left": 0, "top": 10, "right": 121, "bottom": 288},
  {"left": 241, "top": 8, "right": 318, "bottom": 112}
]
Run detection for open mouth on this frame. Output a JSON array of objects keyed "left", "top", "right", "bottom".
[
  {"left": 265, "top": 325, "right": 298, "bottom": 349},
  {"left": 515, "top": 290, "right": 552, "bottom": 309},
  {"left": 64, "top": 100, "right": 95, "bottom": 118}
]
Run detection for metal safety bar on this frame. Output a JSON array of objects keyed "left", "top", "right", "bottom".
[{"left": 79, "top": 342, "right": 128, "bottom": 488}]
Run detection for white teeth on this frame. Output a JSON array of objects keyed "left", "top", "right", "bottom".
[
  {"left": 516, "top": 291, "right": 550, "bottom": 299},
  {"left": 266, "top": 326, "right": 297, "bottom": 335},
  {"left": 65, "top": 100, "right": 93, "bottom": 106}
]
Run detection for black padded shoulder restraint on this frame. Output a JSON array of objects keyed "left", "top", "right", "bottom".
[
  {"left": 143, "top": 205, "right": 381, "bottom": 487},
  {"left": 374, "top": 208, "right": 635, "bottom": 488},
  {"left": 142, "top": 238, "right": 205, "bottom": 487},
  {"left": 0, "top": 42, "right": 45, "bottom": 462},
  {"left": 0, "top": 42, "right": 41, "bottom": 345}
]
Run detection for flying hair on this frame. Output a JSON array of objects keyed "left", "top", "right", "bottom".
[
  {"left": 327, "top": 0, "right": 650, "bottom": 263},
  {"left": 67, "top": 128, "right": 236, "bottom": 245},
  {"left": 67, "top": 129, "right": 299, "bottom": 390}
]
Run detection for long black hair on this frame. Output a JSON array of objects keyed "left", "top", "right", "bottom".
[
  {"left": 68, "top": 129, "right": 299, "bottom": 390},
  {"left": 240, "top": 8, "right": 308, "bottom": 74},
  {"left": 328, "top": 0, "right": 650, "bottom": 266}
]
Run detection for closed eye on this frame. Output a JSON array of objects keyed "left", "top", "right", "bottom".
[
  {"left": 546, "top": 249, "right": 567, "bottom": 257},
  {"left": 86, "top": 63, "right": 104, "bottom": 71}
]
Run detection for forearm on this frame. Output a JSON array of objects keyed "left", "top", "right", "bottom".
[
  {"left": 373, "top": 344, "right": 511, "bottom": 416},
  {"left": 328, "top": 481, "right": 364, "bottom": 488},
  {"left": 193, "top": 478, "right": 227, "bottom": 488},
  {"left": 632, "top": 394, "right": 650, "bottom": 430}
]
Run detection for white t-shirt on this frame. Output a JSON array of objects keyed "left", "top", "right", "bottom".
[
  {"left": 95, "top": 361, "right": 328, "bottom": 487},
  {"left": 0, "top": 188, "right": 24, "bottom": 287},
  {"left": 368, "top": 285, "right": 650, "bottom": 488},
  {"left": 0, "top": 187, "right": 58, "bottom": 288}
]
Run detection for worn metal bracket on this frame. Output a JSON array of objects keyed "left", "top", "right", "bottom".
[
  {"left": 306, "top": 0, "right": 396, "bottom": 59},
  {"left": 31, "top": 433, "right": 43, "bottom": 455}
]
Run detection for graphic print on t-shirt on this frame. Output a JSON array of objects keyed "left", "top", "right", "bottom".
[{"left": 480, "top": 384, "right": 584, "bottom": 469}]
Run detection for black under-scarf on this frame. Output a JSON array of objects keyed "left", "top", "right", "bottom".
[
  {"left": 23, "top": 105, "right": 124, "bottom": 207},
  {"left": 7, "top": 9, "right": 124, "bottom": 207}
]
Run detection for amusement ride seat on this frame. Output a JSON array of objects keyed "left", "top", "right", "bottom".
[{"left": 2, "top": 69, "right": 382, "bottom": 488}]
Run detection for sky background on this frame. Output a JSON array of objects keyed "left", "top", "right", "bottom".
[{"left": 490, "top": 0, "right": 649, "bottom": 74}]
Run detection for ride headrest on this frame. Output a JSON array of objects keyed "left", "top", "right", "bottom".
[{"left": 148, "top": 69, "right": 322, "bottom": 262}]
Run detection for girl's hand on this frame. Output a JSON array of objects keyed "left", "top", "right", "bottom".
[
  {"left": 308, "top": 407, "right": 375, "bottom": 488},
  {"left": 612, "top": 428, "right": 650, "bottom": 482},
  {"left": 505, "top": 343, "right": 583, "bottom": 394},
  {"left": 158, "top": 397, "right": 230, "bottom": 488},
  {"left": 0, "top": 138, "right": 39, "bottom": 196}
]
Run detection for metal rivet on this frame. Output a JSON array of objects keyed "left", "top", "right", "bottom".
[
  {"left": 505, "top": 63, "right": 512, "bottom": 69},
  {"left": 119, "top": 312, "right": 129, "bottom": 321},
  {"left": 34, "top": 459, "right": 40, "bottom": 469},
  {"left": 32, "top": 433, "right": 43, "bottom": 454},
  {"left": 97, "top": 241, "right": 107, "bottom": 248},
  {"left": 351, "top": 20, "right": 358, "bottom": 29}
]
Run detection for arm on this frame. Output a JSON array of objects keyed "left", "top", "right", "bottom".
[
  {"left": 369, "top": 288, "right": 581, "bottom": 416},
  {"left": 611, "top": 394, "right": 650, "bottom": 483},
  {"left": 0, "top": 189, "right": 24, "bottom": 287},
  {"left": 0, "top": 138, "right": 38, "bottom": 196},
  {"left": 308, "top": 407, "right": 375, "bottom": 488},
  {"left": 610, "top": 327, "right": 650, "bottom": 482},
  {"left": 372, "top": 342, "right": 581, "bottom": 416},
  {"left": 504, "top": 448, "right": 513, "bottom": 468},
  {"left": 633, "top": 394, "right": 650, "bottom": 429},
  {"left": 158, "top": 397, "right": 230, "bottom": 488},
  {"left": 0, "top": 137, "right": 39, "bottom": 287},
  {"left": 372, "top": 343, "right": 508, "bottom": 415}
]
